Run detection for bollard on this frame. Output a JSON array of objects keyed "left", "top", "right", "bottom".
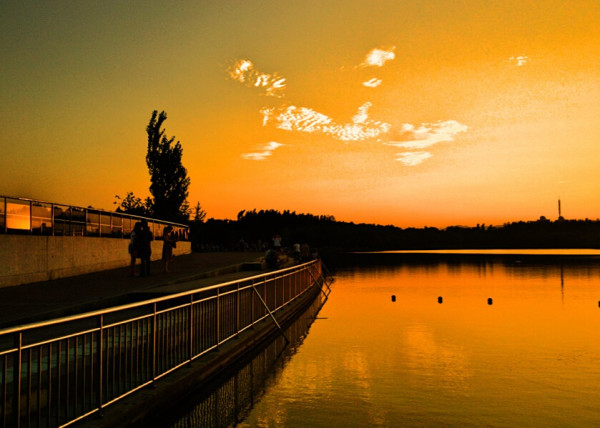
[
  {"left": 487, "top": 298, "right": 493, "bottom": 305},
  {"left": 438, "top": 296, "right": 443, "bottom": 304},
  {"left": 391, "top": 295, "right": 396, "bottom": 302}
]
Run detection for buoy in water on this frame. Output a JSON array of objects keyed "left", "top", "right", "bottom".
[
  {"left": 487, "top": 298, "right": 493, "bottom": 305},
  {"left": 391, "top": 295, "right": 396, "bottom": 302},
  {"left": 438, "top": 296, "right": 443, "bottom": 304}
]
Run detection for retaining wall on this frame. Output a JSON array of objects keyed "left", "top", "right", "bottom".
[{"left": 0, "top": 235, "right": 191, "bottom": 288}]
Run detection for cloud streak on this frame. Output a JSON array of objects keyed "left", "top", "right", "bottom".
[
  {"left": 228, "top": 49, "right": 468, "bottom": 165},
  {"left": 395, "top": 151, "right": 433, "bottom": 166},
  {"left": 241, "top": 141, "right": 284, "bottom": 160},
  {"left": 509, "top": 55, "right": 529, "bottom": 66},
  {"left": 362, "top": 47, "right": 396, "bottom": 67},
  {"left": 385, "top": 120, "right": 468, "bottom": 165},
  {"left": 261, "top": 102, "right": 391, "bottom": 142},
  {"left": 227, "top": 59, "right": 286, "bottom": 97},
  {"left": 363, "top": 78, "right": 382, "bottom": 88}
]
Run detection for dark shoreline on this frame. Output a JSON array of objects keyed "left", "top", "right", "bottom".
[{"left": 323, "top": 249, "right": 600, "bottom": 270}]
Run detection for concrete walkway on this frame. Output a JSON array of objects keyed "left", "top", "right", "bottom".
[{"left": 0, "top": 251, "right": 263, "bottom": 329}]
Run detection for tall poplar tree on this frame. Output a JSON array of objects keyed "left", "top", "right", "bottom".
[{"left": 146, "top": 110, "right": 191, "bottom": 222}]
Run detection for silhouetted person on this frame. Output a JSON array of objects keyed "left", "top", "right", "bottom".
[
  {"left": 272, "top": 234, "right": 282, "bottom": 249},
  {"left": 129, "top": 222, "right": 142, "bottom": 276},
  {"left": 265, "top": 248, "right": 278, "bottom": 268},
  {"left": 162, "top": 225, "right": 176, "bottom": 272},
  {"left": 300, "top": 243, "right": 311, "bottom": 262},
  {"left": 293, "top": 243, "right": 301, "bottom": 262},
  {"left": 138, "top": 220, "right": 153, "bottom": 277}
]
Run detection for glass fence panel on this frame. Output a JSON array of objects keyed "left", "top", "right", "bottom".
[
  {"left": 53, "top": 205, "right": 70, "bottom": 235},
  {"left": 31, "top": 203, "right": 52, "bottom": 235},
  {"left": 71, "top": 207, "right": 86, "bottom": 236},
  {"left": 154, "top": 222, "right": 164, "bottom": 240},
  {"left": 100, "top": 213, "right": 112, "bottom": 236},
  {"left": 173, "top": 226, "right": 187, "bottom": 241},
  {"left": 6, "top": 199, "right": 30, "bottom": 231},
  {"left": 122, "top": 217, "right": 132, "bottom": 237},
  {"left": 112, "top": 215, "right": 123, "bottom": 237},
  {"left": 87, "top": 211, "right": 100, "bottom": 236},
  {"left": 0, "top": 196, "right": 188, "bottom": 239}
]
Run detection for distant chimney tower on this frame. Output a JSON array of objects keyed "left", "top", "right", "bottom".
[{"left": 558, "top": 198, "right": 562, "bottom": 219}]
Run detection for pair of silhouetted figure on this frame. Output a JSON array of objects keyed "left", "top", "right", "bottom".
[{"left": 129, "top": 220, "right": 153, "bottom": 277}]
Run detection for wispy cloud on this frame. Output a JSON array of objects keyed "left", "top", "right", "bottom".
[
  {"left": 227, "top": 59, "right": 286, "bottom": 97},
  {"left": 361, "top": 47, "right": 396, "bottom": 67},
  {"left": 385, "top": 120, "right": 468, "bottom": 149},
  {"left": 363, "top": 78, "right": 382, "bottom": 88},
  {"left": 228, "top": 53, "right": 468, "bottom": 165},
  {"left": 508, "top": 55, "right": 529, "bottom": 66},
  {"left": 396, "top": 151, "right": 433, "bottom": 166},
  {"left": 385, "top": 120, "right": 468, "bottom": 165},
  {"left": 261, "top": 102, "right": 391, "bottom": 142},
  {"left": 241, "top": 141, "right": 284, "bottom": 160}
]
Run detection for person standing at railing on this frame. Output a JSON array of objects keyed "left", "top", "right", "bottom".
[
  {"left": 129, "top": 221, "right": 142, "bottom": 276},
  {"left": 139, "top": 219, "right": 153, "bottom": 277},
  {"left": 162, "top": 225, "right": 177, "bottom": 272}
]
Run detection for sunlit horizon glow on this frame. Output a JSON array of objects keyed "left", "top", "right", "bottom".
[{"left": 1, "top": 1, "right": 599, "bottom": 228}]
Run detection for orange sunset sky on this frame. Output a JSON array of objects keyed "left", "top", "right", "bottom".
[{"left": 1, "top": 1, "right": 599, "bottom": 228}]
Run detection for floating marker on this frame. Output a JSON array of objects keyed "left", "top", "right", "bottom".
[
  {"left": 487, "top": 298, "right": 493, "bottom": 305},
  {"left": 391, "top": 295, "right": 396, "bottom": 302},
  {"left": 438, "top": 296, "right": 443, "bottom": 304}
]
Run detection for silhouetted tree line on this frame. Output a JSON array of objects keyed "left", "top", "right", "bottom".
[{"left": 189, "top": 211, "right": 600, "bottom": 252}]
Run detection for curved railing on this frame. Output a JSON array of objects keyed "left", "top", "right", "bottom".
[
  {"left": 0, "top": 196, "right": 189, "bottom": 241},
  {"left": 0, "top": 259, "right": 323, "bottom": 427}
]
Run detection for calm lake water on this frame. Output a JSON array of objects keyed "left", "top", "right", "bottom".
[{"left": 170, "top": 252, "right": 600, "bottom": 427}]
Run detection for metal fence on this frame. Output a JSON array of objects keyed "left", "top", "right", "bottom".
[
  {"left": 0, "top": 259, "right": 323, "bottom": 428},
  {"left": 0, "top": 196, "right": 189, "bottom": 241}
]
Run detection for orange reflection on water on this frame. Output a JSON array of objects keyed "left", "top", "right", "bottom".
[{"left": 243, "top": 259, "right": 600, "bottom": 426}]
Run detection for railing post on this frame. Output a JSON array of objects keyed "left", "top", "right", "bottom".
[
  {"left": 97, "top": 314, "right": 104, "bottom": 415},
  {"left": 15, "top": 332, "right": 22, "bottom": 428},
  {"left": 215, "top": 289, "right": 220, "bottom": 348},
  {"left": 251, "top": 279, "right": 255, "bottom": 327},
  {"left": 188, "top": 295, "right": 193, "bottom": 363},
  {"left": 236, "top": 283, "right": 240, "bottom": 338},
  {"left": 152, "top": 303, "right": 157, "bottom": 381}
]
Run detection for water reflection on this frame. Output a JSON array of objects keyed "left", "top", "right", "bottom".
[
  {"left": 162, "top": 294, "right": 327, "bottom": 427},
  {"left": 239, "top": 256, "right": 600, "bottom": 427}
]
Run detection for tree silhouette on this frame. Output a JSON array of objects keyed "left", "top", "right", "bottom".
[
  {"left": 114, "top": 192, "right": 152, "bottom": 216},
  {"left": 146, "top": 110, "right": 191, "bottom": 222},
  {"left": 193, "top": 202, "right": 207, "bottom": 222}
]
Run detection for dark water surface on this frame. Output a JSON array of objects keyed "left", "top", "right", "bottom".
[{"left": 172, "top": 252, "right": 600, "bottom": 427}]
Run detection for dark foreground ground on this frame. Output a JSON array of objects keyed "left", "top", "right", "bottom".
[{"left": 0, "top": 251, "right": 263, "bottom": 329}]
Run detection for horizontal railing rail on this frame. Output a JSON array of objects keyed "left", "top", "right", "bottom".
[
  {"left": 0, "top": 195, "right": 189, "bottom": 241},
  {"left": 0, "top": 259, "right": 323, "bottom": 428}
]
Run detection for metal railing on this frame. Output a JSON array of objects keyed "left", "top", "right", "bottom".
[
  {"left": 0, "top": 260, "right": 323, "bottom": 428},
  {"left": 0, "top": 196, "right": 189, "bottom": 241}
]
